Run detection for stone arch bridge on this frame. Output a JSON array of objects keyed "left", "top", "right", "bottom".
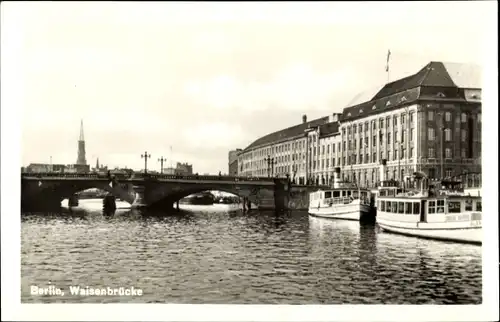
[{"left": 21, "top": 173, "right": 315, "bottom": 212}]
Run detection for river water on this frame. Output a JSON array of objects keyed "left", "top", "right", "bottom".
[{"left": 21, "top": 201, "right": 482, "bottom": 304}]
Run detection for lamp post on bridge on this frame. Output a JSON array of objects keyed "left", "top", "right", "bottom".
[
  {"left": 141, "top": 151, "right": 151, "bottom": 174},
  {"left": 158, "top": 157, "right": 167, "bottom": 174}
]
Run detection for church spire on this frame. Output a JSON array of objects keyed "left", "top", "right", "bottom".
[
  {"left": 96, "top": 157, "right": 100, "bottom": 169},
  {"left": 79, "top": 119, "right": 84, "bottom": 141}
]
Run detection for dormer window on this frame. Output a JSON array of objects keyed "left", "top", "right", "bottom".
[
  {"left": 436, "top": 92, "right": 446, "bottom": 98},
  {"left": 372, "top": 105, "right": 377, "bottom": 110},
  {"left": 359, "top": 109, "right": 363, "bottom": 114},
  {"left": 347, "top": 112, "right": 352, "bottom": 116},
  {"left": 401, "top": 96, "right": 407, "bottom": 102},
  {"left": 386, "top": 100, "right": 391, "bottom": 106}
]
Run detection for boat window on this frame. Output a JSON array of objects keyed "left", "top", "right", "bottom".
[
  {"left": 465, "top": 200, "right": 473, "bottom": 211},
  {"left": 405, "top": 202, "right": 412, "bottom": 214},
  {"left": 391, "top": 202, "right": 397, "bottom": 213},
  {"left": 413, "top": 202, "right": 420, "bottom": 215},
  {"left": 347, "top": 191, "right": 352, "bottom": 196},
  {"left": 333, "top": 191, "right": 340, "bottom": 198},
  {"left": 447, "top": 201, "right": 461, "bottom": 213},
  {"left": 437, "top": 200, "right": 445, "bottom": 213},
  {"left": 380, "top": 201, "right": 385, "bottom": 211},
  {"left": 386, "top": 201, "right": 391, "bottom": 212},
  {"left": 325, "top": 191, "right": 332, "bottom": 198},
  {"left": 379, "top": 191, "right": 386, "bottom": 197},
  {"left": 475, "top": 201, "right": 482, "bottom": 211},
  {"left": 353, "top": 191, "right": 359, "bottom": 199},
  {"left": 428, "top": 201, "right": 436, "bottom": 214},
  {"left": 398, "top": 202, "right": 405, "bottom": 214},
  {"left": 342, "top": 191, "right": 346, "bottom": 197}
]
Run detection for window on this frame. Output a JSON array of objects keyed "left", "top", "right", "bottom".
[
  {"left": 448, "top": 201, "right": 461, "bottom": 213},
  {"left": 428, "top": 127, "right": 435, "bottom": 140},
  {"left": 461, "top": 148, "right": 466, "bottom": 158},
  {"left": 332, "top": 144, "right": 335, "bottom": 153},
  {"left": 428, "top": 148, "right": 435, "bottom": 158},
  {"left": 428, "top": 111, "right": 434, "bottom": 121},
  {"left": 402, "top": 114, "right": 406, "bottom": 125},
  {"left": 332, "top": 158, "right": 335, "bottom": 167},
  {"left": 476, "top": 201, "right": 482, "bottom": 211},
  {"left": 461, "top": 113, "right": 467, "bottom": 123},
  {"left": 360, "top": 138, "right": 363, "bottom": 149},
  {"left": 386, "top": 117, "right": 390, "bottom": 128},
  {"left": 428, "top": 201, "right": 436, "bottom": 214},
  {"left": 445, "top": 129, "right": 451, "bottom": 141},
  {"left": 410, "top": 112, "right": 414, "bottom": 123},
  {"left": 380, "top": 119, "right": 384, "bottom": 128},
  {"left": 410, "top": 148, "right": 414, "bottom": 158},
  {"left": 398, "top": 202, "right": 405, "bottom": 214},
  {"left": 354, "top": 126, "right": 357, "bottom": 134},
  {"left": 461, "top": 129, "right": 466, "bottom": 142},
  {"left": 373, "top": 153, "right": 377, "bottom": 163},
  {"left": 405, "top": 202, "right": 412, "bottom": 214},
  {"left": 413, "top": 202, "right": 420, "bottom": 215},
  {"left": 445, "top": 112, "right": 451, "bottom": 122},
  {"left": 445, "top": 148, "right": 452, "bottom": 159},
  {"left": 393, "top": 116, "right": 398, "bottom": 126},
  {"left": 380, "top": 201, "right": 385, "bottom": 212},
  {"left": 437, "top": 200, "right": 445, "bottom": 213},
  {"left": 372, "top": 135, "right": 376, "bottom": 147},
  {"left": 387, "top": 132, "right": 391, "bottom": 144},
  {"left": 465, "top": 200, "right": 473, "bottom": 211},
  {"left": 391, "top": 201, "right": 397, "bottom": 213}
]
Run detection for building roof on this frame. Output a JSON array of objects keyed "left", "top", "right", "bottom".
[
  {"left": 318, "top": 121, "right": 340, "bottom": 138},
  {"left": 341, "top": 61, "right": 482, "bottom": 122},
  {"left": 244, "top": 116, "right": 329, "bottom": 151}
]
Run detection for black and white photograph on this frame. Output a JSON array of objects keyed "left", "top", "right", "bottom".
[{"left": 1, "top": 1, "right": 498, "bottom": 321}]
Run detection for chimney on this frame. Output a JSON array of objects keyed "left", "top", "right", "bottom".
[
  {"left": 333, "top": 167, "right": 341, "bottom": 188},
  {"left": 379, "top": 159, "right": 387, "bottom": 183},
  {"left": 302, "top": 114, "right": 307, "bottom": 123}
]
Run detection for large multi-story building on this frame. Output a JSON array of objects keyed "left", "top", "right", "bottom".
[{"left": 236, "top": 61, "right": 482, "bottom": 187}]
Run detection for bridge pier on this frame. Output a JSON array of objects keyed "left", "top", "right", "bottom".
[
  {"left": 103, "top": 194, "right": 117, "bottom": 213},
  {"left": 131, "top": 186, "right": 147, "bottom": 208},
  {"left": 68, "top": 194, "right": 79, "bottom": 208}
]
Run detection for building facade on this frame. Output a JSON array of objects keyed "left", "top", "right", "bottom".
[
  {"left": 236, "top": 61, "right": 482, "bottom": 187},
  {"left": 163, "top": 162, "right": 194, "bottom": 175}
]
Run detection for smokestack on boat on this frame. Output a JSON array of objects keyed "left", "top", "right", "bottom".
[
  {"left": 379, "top": 159, "right": 387, "bottom": 183},
  {"left": 333, "top": 167, "right": 341, "bottom": 188},
  {"left": 302, "top": 114, "right": 307, "bottom": 124}
]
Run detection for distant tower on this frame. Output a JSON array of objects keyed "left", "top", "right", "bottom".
[
  {"left": 95, "top": 157, "right": 100, "bottom": 169},
  {"left": 76, "top": 119, "right": 87, "bottom": 165}
]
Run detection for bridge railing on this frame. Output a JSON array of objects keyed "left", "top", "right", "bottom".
[
  {"left": 21, "top": 172, "right": 277, "bottom": 182},
  {"left": 134, "top": 173, "right": 276, "bottom": 182}
]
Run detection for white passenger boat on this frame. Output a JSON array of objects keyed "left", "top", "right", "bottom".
[
  {"left": 376, "top": 174, "right": 482, "bottom": 245},
  {"left": 308, "top": 167, "right": 373, "bottom": 221}
]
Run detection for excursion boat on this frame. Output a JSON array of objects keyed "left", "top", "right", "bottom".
[
  {"left": 376, "top": 173, "right": 482, "bottom": 245},
  {"left": 308, "top": 167, "right": 373, "bottom": 221}
]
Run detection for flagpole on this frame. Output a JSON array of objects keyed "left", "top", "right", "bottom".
[{"left": 386, "top": 49, "right": 391, "bottom": 83}]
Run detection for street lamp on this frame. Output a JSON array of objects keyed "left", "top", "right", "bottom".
[
  {"left": 158, "top": 156, "right": 167, "bottom": 174},
  {"left": 264, "top": 155, "right": 274, "bottom": 178},
  {"left": 141, "top": 151, "right": 151, "bottom": 174}
]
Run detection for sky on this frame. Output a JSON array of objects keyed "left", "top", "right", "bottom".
[{"left": 3, "top": 1, "right": 494, "bottom": 174}]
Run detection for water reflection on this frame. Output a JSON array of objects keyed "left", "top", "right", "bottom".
[{"left": 22, "top": 209, "right": 481, "bottom": 304}]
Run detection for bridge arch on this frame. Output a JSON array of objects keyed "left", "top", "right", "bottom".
[{"left": 148, "top": 183, "right": 270, "bottom": 209}]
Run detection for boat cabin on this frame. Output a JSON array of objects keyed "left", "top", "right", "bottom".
[
  {"left": 377, "top": 195, "right": 482, "bottom": 224},
  {"left": 310, "top": 188, "right": 371, "bottom": 206}
]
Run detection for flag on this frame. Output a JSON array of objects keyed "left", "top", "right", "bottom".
[{"left": 385, "top": 49, "right": 391, "bottom": 72}]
